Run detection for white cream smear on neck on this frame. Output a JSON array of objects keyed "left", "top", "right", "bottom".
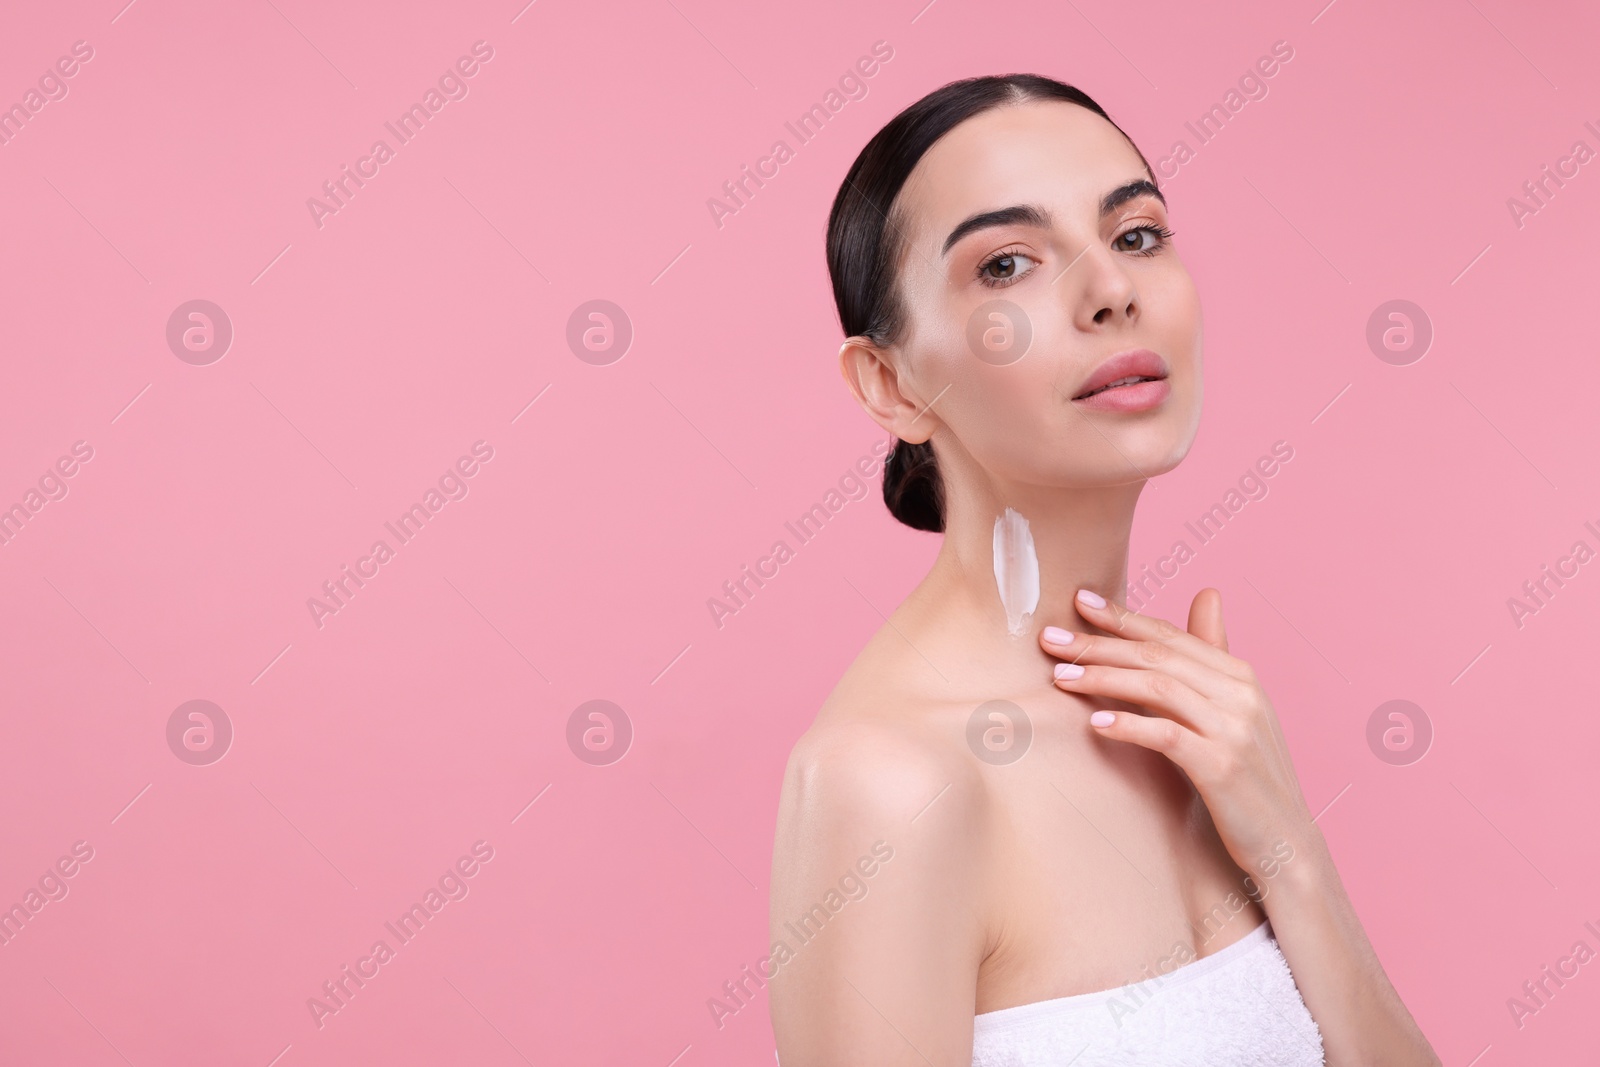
[{"left": 992, "top": 507, "right": 1041, "bottom": 637}]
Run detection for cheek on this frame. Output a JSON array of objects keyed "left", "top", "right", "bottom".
[
  {"left": 945, "top": 360, "right": 1070, "bottom": 473},
  {"left": 1165, "top": 279, "right": 1204, "bottom": 411},
  {"left": 999, "top": 356, "right": 1072, "bottom": 416},
  {"left": 1153, "top": 269, "right": 1203, "bottom": 353},
  {"left": 905, "top": 295, "right": 1064, "bottom": 473}
]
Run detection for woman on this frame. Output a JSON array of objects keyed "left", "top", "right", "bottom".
[{"left": 768, "top": 75, "right": 1439, "bottom": 1066}]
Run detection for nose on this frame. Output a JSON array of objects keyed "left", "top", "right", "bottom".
[{"left": 1065, "top": 244, "right": 1140, "bottom": 332}]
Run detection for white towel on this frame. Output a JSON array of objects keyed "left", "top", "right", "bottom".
[{"left": 971, "top": 920, "right": 1325, "bottom": 1066}]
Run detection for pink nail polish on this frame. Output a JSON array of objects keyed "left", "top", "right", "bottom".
[
  {"left": 1090, "top": 711, "right": 1116, "bottom": 727},
  {"left": 1076, "top": 589, "right": 1107, "bottom": 609},
  {"left": 1042, "top": 626, "right": 1074, "bottom": 645},
  {"left": 1054, "top": 663, "right": 1084, "bottom": 680}
]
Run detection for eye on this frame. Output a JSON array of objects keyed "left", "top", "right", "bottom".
[
  {"left": 975, "top": 248, "right": 1038, "bottom": 288},
  {"left": 1114, "top": 223, "right": 1176, "bottom": 256}
]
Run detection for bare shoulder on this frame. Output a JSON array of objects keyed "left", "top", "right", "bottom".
[
  {"left": 767, "top": 680, "right": 993, "bottom": 1065},
  {"left": 770, "top": 672, "right": 995, "bottom": 931},
  {"left": 775, "top": 687, "right": 986, "bottom": 847},
  {"left": 783, "top": 626, "right": 983, "bottom": 802},
  {"left": 785, "top": 715, "right": 953, "bottom": 810}
]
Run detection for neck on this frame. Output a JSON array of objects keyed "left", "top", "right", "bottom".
[{"left": 900, "top": 475, "right": 1145, "bottom": 696}]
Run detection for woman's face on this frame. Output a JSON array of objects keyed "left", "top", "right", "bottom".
[{"left": 886, "top": 99, "right": 1203, "bottom": 490}]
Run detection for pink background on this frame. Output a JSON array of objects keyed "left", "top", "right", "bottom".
[{"left": 2, "top": 0, "right": 1598, "bottom": 1063}]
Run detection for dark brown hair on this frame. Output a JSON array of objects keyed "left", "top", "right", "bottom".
[{"left": 825, "top": 74, "right": 1155, "bottom": 532}]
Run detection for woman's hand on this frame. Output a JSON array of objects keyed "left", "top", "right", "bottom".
[
  {"left": 1040, "top": 586, "right": 1316, "bottom": 876},
  {"left": 1041, "top": 586, "right": 1442, "bottom": 1064}
]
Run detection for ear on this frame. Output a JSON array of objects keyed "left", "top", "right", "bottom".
[{"left": 838, "top": 336, "right": 937, "bottom": 445}]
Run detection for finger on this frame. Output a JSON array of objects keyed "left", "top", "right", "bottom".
[
  {"left": 1184, "top": 592, "right": 1291, "bottom": 763},
  {"left": 1040, "top": 626, "right": 1233, "bottom": 702},
  {"left": 1052, "top": 661, "right": 1219, "bottom": 734},
  {"left": 1074, "top": 588, "right": 1248, "bottom": 680},
  {"left": 1085, "top": 708, "right": 1218, "bottom": 778},
  {"left": 1187, "top": 588, "right": 1229, "bottom": 653}
]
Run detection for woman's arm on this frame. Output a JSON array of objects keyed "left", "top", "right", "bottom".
[
  {"left": 1042, "top": 587, "right": 1439, "bottom": 1066},
  {"left": 1260, "top": 822, "right": 1440, "bottom": 1064},
  {"left": 769, "top": 723, "right": 988, "bottom": 1067}
]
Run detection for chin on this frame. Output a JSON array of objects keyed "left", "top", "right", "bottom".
[
  {"left": 1091, "top": 417, "right": 1200, "bottom": 485},
  {"left": 1143, "top": 440, "right": 1195, "bottom": 477}
]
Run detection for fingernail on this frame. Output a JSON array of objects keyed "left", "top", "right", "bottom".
[
  {"left": 1090, "top": 711, "right": 1116, "bottom": 727},
  {"left": 1076, "top": 589, "right": 1106, "bottom": 609},
  {"left": 1042, "top": 626, "right": 1075, "bottom": 645},
  {"left": 1054, "top": 663, "right": 1084, "bottom": 680}
]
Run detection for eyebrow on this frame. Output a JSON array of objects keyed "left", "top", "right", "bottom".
[{"left": 939, "top": 179, "right": 1167, "bottom": 257}]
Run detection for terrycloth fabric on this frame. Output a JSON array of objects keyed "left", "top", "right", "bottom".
[{"left": 971, "top": 920, "right": 1325, "bottom": 1066}]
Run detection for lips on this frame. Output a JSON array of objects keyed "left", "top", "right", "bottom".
[{"left": 1071, "top": 349, "right": 1170, "bottom": 401}]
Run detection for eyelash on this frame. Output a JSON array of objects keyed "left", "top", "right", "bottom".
[
  {"left": 974, "top": 223, "right": 1177, "bottom": 288},
  {"left": 1116, "top": 222, "right": 1176, "bottom": 257}
]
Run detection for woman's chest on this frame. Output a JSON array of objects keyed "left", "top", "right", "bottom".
[{"left": 969, "top": 733, "right": 1265, "bottom": 1012}]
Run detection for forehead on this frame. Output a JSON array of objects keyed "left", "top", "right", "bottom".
[{"left": 896, "top": 100, "right": 1148, "bottom": 243}]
